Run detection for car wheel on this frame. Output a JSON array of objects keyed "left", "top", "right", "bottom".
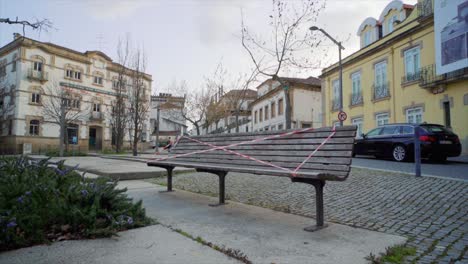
[{"left": 392, "top": 145, "right": 407, "bottom": 162}]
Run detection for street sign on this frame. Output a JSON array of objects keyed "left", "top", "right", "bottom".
[{"left": 338, "top": 111, "right": 347, "bottom": 122}]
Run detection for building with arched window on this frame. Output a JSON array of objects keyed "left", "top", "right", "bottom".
[{"left": 0, "top": 34, "right": 152, "bottom": 154}]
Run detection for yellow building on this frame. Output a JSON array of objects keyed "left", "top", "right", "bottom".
[{"left": 320, "top": 0, "right": 468, "bottom": 154}]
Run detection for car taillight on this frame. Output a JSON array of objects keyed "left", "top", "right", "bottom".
[{"left": 419, "top": 135, "right": 437, "bottom": 142}]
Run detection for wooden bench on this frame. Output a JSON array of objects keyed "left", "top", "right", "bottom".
[{"left": 147, "top": 126, "right": 356, "bottom": 231}]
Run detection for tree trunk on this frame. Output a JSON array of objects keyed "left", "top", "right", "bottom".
[
  {"left": 59, "top": 108, "right": 65, "bottom": 157},
  {"left": 284, "top": 89, "right": 292, "bottom": 129},
  {"left": 235, "top": 111, "right": 240, "bottom": 133},
  {"left": 132, "top": 121, "right": 138, "bottom": 156},
  {"left": 196, "top": 125, "right": 200, "bottom": 135}
]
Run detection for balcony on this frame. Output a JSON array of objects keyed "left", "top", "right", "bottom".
[
  {"left": 27, "top": 69, "right": 48, "bottom": 83},
  {"left": 331, "top": 99, "right": 341, "bottom": 111},
  {"left": 419, "top": 64, "right": 468, "bottom": 88},
  {"left": 372, "top": 82, "right": 391, "bottom": 101},
  {"left": 401, "top": 71, "right": 422, "bottom": 85},
  {"left": 350, "top": 92, "right": 363, "bottom": 106},
  {"left": 90, "top": 111, "right": 104, "bottom": 121},
  {"left": 417, "top": 0, "right": 433, "bottom": 20}
]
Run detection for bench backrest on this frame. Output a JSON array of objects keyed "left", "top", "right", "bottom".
[{"left": 167, "top": 126, "right": 356, "bottom": 180}]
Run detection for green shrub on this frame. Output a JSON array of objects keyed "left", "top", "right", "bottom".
[{"left": 0, "top": 157, "right": 153, "bottom": 251}]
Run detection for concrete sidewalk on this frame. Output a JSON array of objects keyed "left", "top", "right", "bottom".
[
  {"left": 0, "top": 180, "right": 407, "bottom": 264},
  {"left": 28, "top": 155, "right": 193, "bottom": 180},
  {"left": 123, "top": 180, "right": 406, "bottom": 264}
]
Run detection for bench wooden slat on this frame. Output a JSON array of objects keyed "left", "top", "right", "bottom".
[
  {"left": 148, "top": 160, "right": 347, "bottom": 181},
  {"left": 177, "top": 130, "right": 356, "bottom": 143},
  {"left": 170, "top": 149, "right": 353, "bottom": 157},
  {"left": 179, "top": 137, "right": 355, "bottom": 146},
  {"left": 169, "top": 157, "right": 351, "bottom": 172},
  {"left": 174, "top": 143, "right": 353, "bottom": 152}
]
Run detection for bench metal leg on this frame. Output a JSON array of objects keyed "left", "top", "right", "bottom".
[
  {"left": 292, "top": 178, "right": 327, "bottom": 232},
  {"left": 209, "top": 172, "right": 227, "bottom": 207},
  {"left": 159, "top": 167, "right": 175, "bottom": 193}
]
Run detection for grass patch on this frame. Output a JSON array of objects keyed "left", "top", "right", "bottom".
[
  {"left": 172, "top": 227, "right": 251, "bottom": 264},
  {"left": 366, "top": 244, "right": 417, "bottom": 263},
  {"left": 0, "top": 157, "right": 154, "bottom": 252},
  {"left": 45, "top": 149, "right": 87, "bottom": 157}
]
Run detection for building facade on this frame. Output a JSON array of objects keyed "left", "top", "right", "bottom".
[
  {"left": 251, "top": 77, "right": 322, "bottom": 131},
  {"left": 321, "top": 0, "right": 468, "bottom": 154},
  {"left": 0, "top": 35, "right": 152, "bottom": 154},
  {"left": 150, "top": 93, "right": 187, "bottom": 144},
  {"left": 204, "top": 89, "right": 257, "bottom": 134}
]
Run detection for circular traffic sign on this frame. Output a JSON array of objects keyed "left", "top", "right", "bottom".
[{"left": 338, "top": 111, "right": 347, "bottom": 122}]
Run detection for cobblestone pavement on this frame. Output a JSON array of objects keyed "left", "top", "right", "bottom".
[{"left": 151, "top": 168, "right": 468, "bottom": 264}]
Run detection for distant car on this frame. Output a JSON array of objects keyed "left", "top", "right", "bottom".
[{"left": 354, "top": 123, "right": 462, "bottom": 162}]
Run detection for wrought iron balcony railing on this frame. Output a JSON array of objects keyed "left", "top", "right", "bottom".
[
  {"left": 402, "top": 71, "right": 422, "bottom": 84},
  {"left": 331, "top": 98, "right": 341, "bottom": 111},
  {"left": 90, "top": 111, "right": 104, "bottom": 121},
  {"left": 350, "top": 92, "right": 363, "bottom": 106},
  {"left": 420, "top": 64, "right": 468, "bottom": 87},
  {"left": 372, "top": 82, "right": 390, "bottom": 100},
  {"left": 27, "top": 69, "right": 48, "bottom": 82}
]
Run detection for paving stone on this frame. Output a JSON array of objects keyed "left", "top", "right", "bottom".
[{"left": 152, "top": 167, "right": 468, "bottom": 264}]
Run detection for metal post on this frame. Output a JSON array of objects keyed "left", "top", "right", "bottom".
[
  {"left": 155, "top": 106, "right": 160, "bottom": 153},
  {"left": 338, "top": 42, "right": 343, "bottom": 127},
  {"left": 414, "top": 126, "right": 421, "bottom": 177}
]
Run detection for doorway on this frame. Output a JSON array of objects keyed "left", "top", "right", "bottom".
[{"left": 88, "top": 126, "right": 102, "bottom": 151}]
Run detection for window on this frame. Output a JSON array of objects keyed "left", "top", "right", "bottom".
[
  {"left": 72, "top": 99, "right": 80, "bottom": 109},
  {"left": 374, "top": 61, "right": 388, "bottom": 99},
  {"left": 363, "top": 30, "right": 372, "bottom": 46},
  {"left": 31, "top": 93, "right": 41, "bottom": 104},
  {"left": 259, "top": 108, "right": 263, "bottom": 122},
  {"left": 401, "top": 126, "right": 414, "bottom": 134},
  {"left": 386, "top": 15, "right": 397, "bottom": 34},
  {"left": 264, "top": 105, "right": 269, "bottom": 120},
  {"left": 332, "top": 79, "right": 340, "bottom": 110},
  {"left": 376, "top": 113, "right": 389, "bottom": 127},
  {"left": 301, "top": 122, "right": 312, "bottom": 128},
  {"left": 62, "top": 98, "right": 71, "bottom": 107},
  {"left": 66, "top": 124, "right": 79, "bottom": 144},
  {"left": 33, "top": 61, "right": 43, "bottom": 72},
  {"left": 270, "top": 125, "right": 276, "bottom": 130},
  {"left": 8, "top": 120, "right": 13, "bottom": 135},
  {"left": 66, "top": 69, "right": 82, "bottom": 80},
  {"left": 366, "top": 127, "right": 382, "bottom": 137},
  {"left": 406, "top": 107, "right": 423, "bottom": 124},
  {"left": 351, "top": 72, "right": 362, "bottom": 105},
  {"left": 93, "top": 103, "right": 101, "bottom": 112},
  {"left": 278, "top": 98, "right": 284, "bottom": 115},
  {"left": 11, "top": 54, "right": 17, "bottom": 72},
  {"left": 271, "top": 102, "right": 276, "bottom": 118},
  {"left": 0, "top": 64, "right": 6, "bottom": 77},
  {"left": 94, "top": 76, "right": 103, "bottom": 85},
  {"left": 404, "top": 46, "right": 420, "bottom": 82},
  {"left": 29, "top": 120, "right": 39, "bottom": 136},
  {"left": 351, "top": 118, "right": 363, "bottom": 136},
  {"left": 245, "top": 125, "right": 248, "bottom": 132},
  {"left": 264, "top": 126, "right": 269, "bottom": 131},
  {"left": 254, "top": 110, "right": 257, "bottom": 123},
  {"left": 381, "top": 126, "right": 400, "bottom": 135},
  {"left": 278, "top": 124, "right": 284, "bottom": 130}
]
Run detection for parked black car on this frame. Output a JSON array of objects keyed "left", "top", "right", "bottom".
[{"left": 354, "top": 123, "right": 462, "bottom": 162}]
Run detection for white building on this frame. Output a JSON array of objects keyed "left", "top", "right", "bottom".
[
  {"left": 251, "top": 77, "right": 322, "bottom": 131},
  {"left": 150, "top": 93, "right": 187, "bottom": 144},
  {"left": 0, "top": 35, "right": 152, "bottom": 154}
]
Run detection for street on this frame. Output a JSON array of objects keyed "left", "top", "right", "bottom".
[{"left": 352, "top": 156, "right": 468, "bottom": 181}]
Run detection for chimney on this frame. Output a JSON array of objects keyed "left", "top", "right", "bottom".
[{"left": 13, "top": 33, "right": 22, "bottom": 40}]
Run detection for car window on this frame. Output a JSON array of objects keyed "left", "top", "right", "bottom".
[
  {"left": 421, "top": 125, "right": 453, "bottom": 134},
  {"left": 366, "top": 127, "right": 382, "bottom": 137},
  {"left": 381, "top": 126, "right": 400, "bottom": 135},
  {"left": 401, "top": 126, "right": 414, "bottom": 134}
]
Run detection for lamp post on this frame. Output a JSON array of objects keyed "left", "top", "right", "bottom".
[{"left": 309, "top": 26, "right": 345, "bottom": 126}]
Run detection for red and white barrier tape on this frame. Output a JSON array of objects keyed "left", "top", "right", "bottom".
[{"left": 150, "top": 126, "right": 336, "bottom": 177}]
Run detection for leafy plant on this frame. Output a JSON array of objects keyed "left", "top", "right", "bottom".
[{"left": 0, "top": 157, "right": 153, "bottom": 251}]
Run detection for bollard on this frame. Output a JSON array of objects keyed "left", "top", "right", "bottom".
[{"left": 414, "top": 126, "right": 421, "bottom": 177}]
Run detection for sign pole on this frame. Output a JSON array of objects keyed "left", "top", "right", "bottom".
[{"left": 414, "top": 126, "right": 421, "bottom": 177}]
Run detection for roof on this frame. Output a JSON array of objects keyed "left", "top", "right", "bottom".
[
  {"left": 255, "top": 76, "right": 321, "bottom": 90},
  {"left": 223, "top": 89, "right": 258, "bottom": 98}
]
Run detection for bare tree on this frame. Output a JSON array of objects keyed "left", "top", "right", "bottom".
[
  {"left": 171, "top": 80, "right": 211, "bottom": 136},
  {"left": 109, "top": 38, "right": 130, "bottom": 153},
  {"left": 42, "top": 82, "right": 89, "bottom": 157},
  {"left": 205, "top": 63, "right": 258, "bottom": 133},
  {"left": 0, "top": 82, "right": 15, "bottom": 148},
  {"left": 241, "top": 0, "right": 326, "bottom": 129},
  {"left": 0, "top": 17, "right": 53, "bottom": 36},
  {"left": 127, "top": 47, "right": 150, "bottom": 156}
]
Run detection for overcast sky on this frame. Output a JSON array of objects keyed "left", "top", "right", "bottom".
[{"left": 0, "top": 0, "right": 417, "bottom": 93}]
